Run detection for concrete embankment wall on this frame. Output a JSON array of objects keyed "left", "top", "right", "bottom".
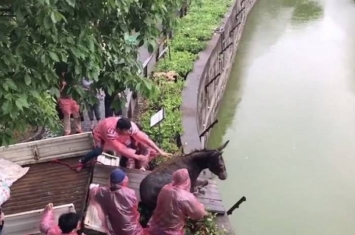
[
  {"left": 180, "top": 0, "right": 257, "bottom": 233},
  {"left": 181, "top": 0, "right": 257, "bottom": 151}
]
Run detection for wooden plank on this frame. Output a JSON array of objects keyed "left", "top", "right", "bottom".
[
  {"left": 2, "top": 203, "right": 76, "bottom": 235},
  {"left": 97, "top": 154, "right": 120, "bottom": 167},
  {"left": 91, "top": 164, "right": 226, "bottom": 214},
  {"left": 0, "top": 133, "right": 94, "bottom": 166},
  {"left": 84, "top": 189, "right": 107, "bottom": 234}
]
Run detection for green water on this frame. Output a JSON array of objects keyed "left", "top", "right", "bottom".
[{"left": 208, "top": 0, "right": 355, "bottom": 234}]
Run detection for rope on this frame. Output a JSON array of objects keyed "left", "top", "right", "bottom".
[{"left": 50, "top": 159, "right": 103, "bottom": 172}]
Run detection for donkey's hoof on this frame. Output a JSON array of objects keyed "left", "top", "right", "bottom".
[{"left": 199, "top": 189, "right": 206, "bottom": 195}]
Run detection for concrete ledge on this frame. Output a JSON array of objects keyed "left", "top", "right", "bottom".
[
  {"left": 180, "top": 0, "right": 258, "bottom": 234},
  {"left": 181, "top": 0, "right": 257, "bottom": 152}
]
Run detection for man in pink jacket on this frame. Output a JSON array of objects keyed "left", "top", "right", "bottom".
[
  {"left": 0, "top": 207, "right": 4, "bottom": 235},
  {"left": 147, "top": 169, "right": 208, "bottom": 235},
  {"left": 89, "top": 168, "right": 144, "bottom": 235},
  {"left": 76, "top": 117, "right": 171, "bottom": 172},
  {"left": 39, "top": 203, "right": 83, "bottom": 235}
]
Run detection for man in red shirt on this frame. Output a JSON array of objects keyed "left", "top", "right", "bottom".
[
  {"left": 56, "top": 64, "right": 82, "bottom": 135},
  {"left": 76, "top": 117, "right": 171, "bottom": 172}
]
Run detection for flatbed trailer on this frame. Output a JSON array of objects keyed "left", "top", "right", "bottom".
[
  {"left": 0, "top": 133, "right": 94, "bottom": 235},
  {"left": 0, "top": 132, "right": 230, "bottom": 235}
]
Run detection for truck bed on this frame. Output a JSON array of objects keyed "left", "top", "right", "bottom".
[{"left": 2, "top": 157, "right": 92, "bottom": 215}]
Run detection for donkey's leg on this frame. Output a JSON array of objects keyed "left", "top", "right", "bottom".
[{"left": 193, "top": 178, "right": 209, "bottom": 195}]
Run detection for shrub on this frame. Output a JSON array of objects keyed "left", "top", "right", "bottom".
[
  {"left": 170, "top": 34, "right": 207, "bottom": 54},
  {"left": 185, "top": 213, "right": 227, "bottom": 235},
  {"left": 155, "top": 50, "right": 197, "bottom": 77}
]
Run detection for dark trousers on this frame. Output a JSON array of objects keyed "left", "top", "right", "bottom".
[
  {"left": 80, "top": 147, "right": 103, "bottom": 164},
  {"left": 80, "top": 144, "right": 135, "bottom": 166},
  {"left": 87, "top": 101, "right": 101, "bottom": 121},
  {"left": 104, "top": 94, "right": 122, "bottom": 118}
]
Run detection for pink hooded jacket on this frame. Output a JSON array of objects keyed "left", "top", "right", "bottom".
[
  {"left": 39, "top": 207, "right": 81, "bottom": 235},
  {"left": 90, "top": 175, "right": 143, "bottom": 235},
  {"left": 147, "top": 169, "right": 207, "bottom": 235},
  {"left": 93, "top": 117, "right": 157, "bottom": 164}
]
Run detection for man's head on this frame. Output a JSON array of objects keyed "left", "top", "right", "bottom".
[
  {"left": 116, "top": 117, "right": 132, "bottom": 135},
  {"left": 110, "top": 168, "right": 126, "bottom": 184},
  {"left": 110, "top": 168, "right": 128, "bottom": 189},
  {"left": 58, "top": 212, "right": 81, "bottom": 233}
]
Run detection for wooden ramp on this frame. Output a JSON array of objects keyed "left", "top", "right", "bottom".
[{"left": 91, "top": 164, "right": 225, "bottom": 213}]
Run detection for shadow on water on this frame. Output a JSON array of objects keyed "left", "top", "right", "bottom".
[
  {"left": 208, "top": 0, "right": 324, "bottom": 149},
  {"left": 291, "top": 0, "right": 323, "bottom": 23}
]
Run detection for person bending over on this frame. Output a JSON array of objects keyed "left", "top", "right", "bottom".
[{"left": 76, "top": 117, "right": 171, "bottom": 172}]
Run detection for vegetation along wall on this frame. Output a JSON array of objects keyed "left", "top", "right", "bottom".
[
  {"left": 181, "top": 0, "right": 257, "bottom": 152},
  {"left": 136, "top": 0, "right": 258, "bottom": 233}
]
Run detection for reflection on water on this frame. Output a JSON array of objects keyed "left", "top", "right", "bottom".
[
  {"left": 208, "top": 0, "right": 355, "bottom": 234},
  {"left": 291, "top": 0, "right": 323, "bottom": 23}
]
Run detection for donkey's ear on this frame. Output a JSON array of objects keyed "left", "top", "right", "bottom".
[
  {"left": 217, "top": 140, "right": 229, "bottom": 151},
  {"left": 211, "top": 151, "right": 223, "bottom": 158}
]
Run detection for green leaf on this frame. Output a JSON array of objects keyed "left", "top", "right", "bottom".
[
  {"left": 88, "top": 40, "right": 95, "bottom": 52},
  {"left": 2, "top": 100, "right": 11, "bottom": 114},
  {"left": 24, "top": 74, "right": 31, "bottom": 85},
  {"left": 49, "top": 52, "right": 59, "bottom": 62},
  {"left": 65, "top": 0, "right": 76, "bottom": 7},
  {"left": 50, "top": 12, "right": 57, "bottom": 23},
  {"left": 43, "top": 16, "right": 52, "bottom": 30},
  {"left": 148, "top": 43, "right": 154, "bottom": 53},
  {"left": 30, "top": 90, "right": 41, "bottom": 99},
  {"left": 16, "top": 95, "right": 29, "bottom": 109},
  {"left": 5, "top": 79, "right": 17, "bottom": 90}
]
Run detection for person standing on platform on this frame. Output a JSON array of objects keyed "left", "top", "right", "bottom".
[
  {"left": 147, "top": 169, "right": 208, "bottom": 235},
  {"left": 89, "top": 169, "right": 144, "bottom": 235},
  {"left": 82, "top": 78, "right": 103, "bottom": 130},
  {"left": 55, "top": 63, "right": 82, "bottom": 135},
  {"left": 104, "top": 88, "right": 123, "bottom": 118}
]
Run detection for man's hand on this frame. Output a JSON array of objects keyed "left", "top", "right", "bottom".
[
  {"left": 159, "top": 150, "right": 173, "bottom": 158},
  {"left": 44, "top": 203, "right": 53, "bottom": 212},
  {"left": 136, "top": 154, "right": 149, "bottom": 166}
]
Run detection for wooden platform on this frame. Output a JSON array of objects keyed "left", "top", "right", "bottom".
[
  {"left": 91, "top": 164, "right": 225, "bottom": 214},
  {"left": 2, "top": 157, "right": 92, "bottom": 215}
]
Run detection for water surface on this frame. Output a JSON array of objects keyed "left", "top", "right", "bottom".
[{"left": 208, "top": 0, "right": 355, "bottom": 234}]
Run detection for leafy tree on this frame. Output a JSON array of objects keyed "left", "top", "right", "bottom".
[{"left": 0, "top": 0, "right": 184, "bottom": 145}]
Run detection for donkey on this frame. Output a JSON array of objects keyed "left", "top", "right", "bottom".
[{"left": 139, "top": 140, "right": 229, "bottom": 220}]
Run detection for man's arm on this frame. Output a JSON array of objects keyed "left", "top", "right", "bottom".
[
  {"left": 59, "top": 80, "right": 66, "bottom": 93},
  {"left": 110, "top": 139, "right": 146, "bottom": 162},
  {"left": 39, "top": 203, "right": 56, "bottom": 234},
  {"left": 182, "top": 194, "right": 208, "bottom": 220},
  {"left": 131, "top": 130, "right": 171, "bottom": 157}
]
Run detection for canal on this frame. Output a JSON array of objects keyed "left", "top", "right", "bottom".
[{"left": 208, "top": 0, "right": 355, "bottom": 234}]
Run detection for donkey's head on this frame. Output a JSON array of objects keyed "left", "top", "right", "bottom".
[{"left": 207, "top": 140, "right": 229, "bottom": 180}]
